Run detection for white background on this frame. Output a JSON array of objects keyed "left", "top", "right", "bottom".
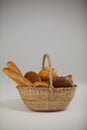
[{"left": 0, "top": 0, "right": 87, "bottom": 130}]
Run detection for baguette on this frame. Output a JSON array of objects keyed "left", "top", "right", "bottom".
[
  {"left": 3, "top": 68, "right": 33, "bottom": 87},
  {"left": 7, "top": 61, "right": 22, "bottom": 75}
]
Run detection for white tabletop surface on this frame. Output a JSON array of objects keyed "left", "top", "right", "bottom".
[{"left": 0, "top": 79, "right": 87, "bottom": 130}]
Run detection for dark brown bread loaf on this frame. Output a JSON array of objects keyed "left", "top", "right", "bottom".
[{"left": 53, "top": 76, "right": 74, "bottom": 88}]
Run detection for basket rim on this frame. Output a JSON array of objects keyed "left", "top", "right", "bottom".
[{"left": 16, "top": 85, "right": 77, "bottom": 90}]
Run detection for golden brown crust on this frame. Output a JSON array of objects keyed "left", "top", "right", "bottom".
[
  {"left": 66, "top": 75, "right": 73, "bottom": 80},
  {"left": 3, "top": 68, "right": 33, "bottom": 87},
  {"left": 32, "top": 81, "right": 49, "bottom": 87},
  {"left": 39, "top": 67, "right": 58, "bottom": 81},
  {"left": 24, "top": 71, "right": 41, "bottom": 83},
  {"left": 7, "top": 61, "right": 22, "bottom": 75}
]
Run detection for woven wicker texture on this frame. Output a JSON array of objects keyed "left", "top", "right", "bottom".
[
  {"left": 17, "top": 86, "right": 76, "bottom": 111},
  {"left": 17, "top": 54, "right": 77, "bottom": 111}
]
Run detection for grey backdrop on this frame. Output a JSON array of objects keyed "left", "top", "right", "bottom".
[{"left": 0, "top": 0, "right": 86, "bottom": 83}]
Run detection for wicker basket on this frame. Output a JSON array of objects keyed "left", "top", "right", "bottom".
[{"left": 17, "top": 54, "right": 77, "bottom": 111}]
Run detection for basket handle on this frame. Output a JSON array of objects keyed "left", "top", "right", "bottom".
[{"left": 42, "top": 54, "right": 53, "bottom": 88}]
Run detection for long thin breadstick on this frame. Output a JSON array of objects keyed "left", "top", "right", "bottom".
[
  {"left": 7, "top": 61, "right": 22, "bottom": 76},
  {"left": 3, "top": 68, "right": 33, "bottom": 87}
]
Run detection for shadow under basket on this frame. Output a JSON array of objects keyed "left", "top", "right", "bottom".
[{"left": 17, "top": 85, "right": 77, "bottom": 112}]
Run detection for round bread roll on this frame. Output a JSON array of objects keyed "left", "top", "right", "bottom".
[
  {"left": 39, "top": 67, "right": 58, "bottom": 81},
  {"left": 24, "top": 71, "right": 41, "bottom": 83}
]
